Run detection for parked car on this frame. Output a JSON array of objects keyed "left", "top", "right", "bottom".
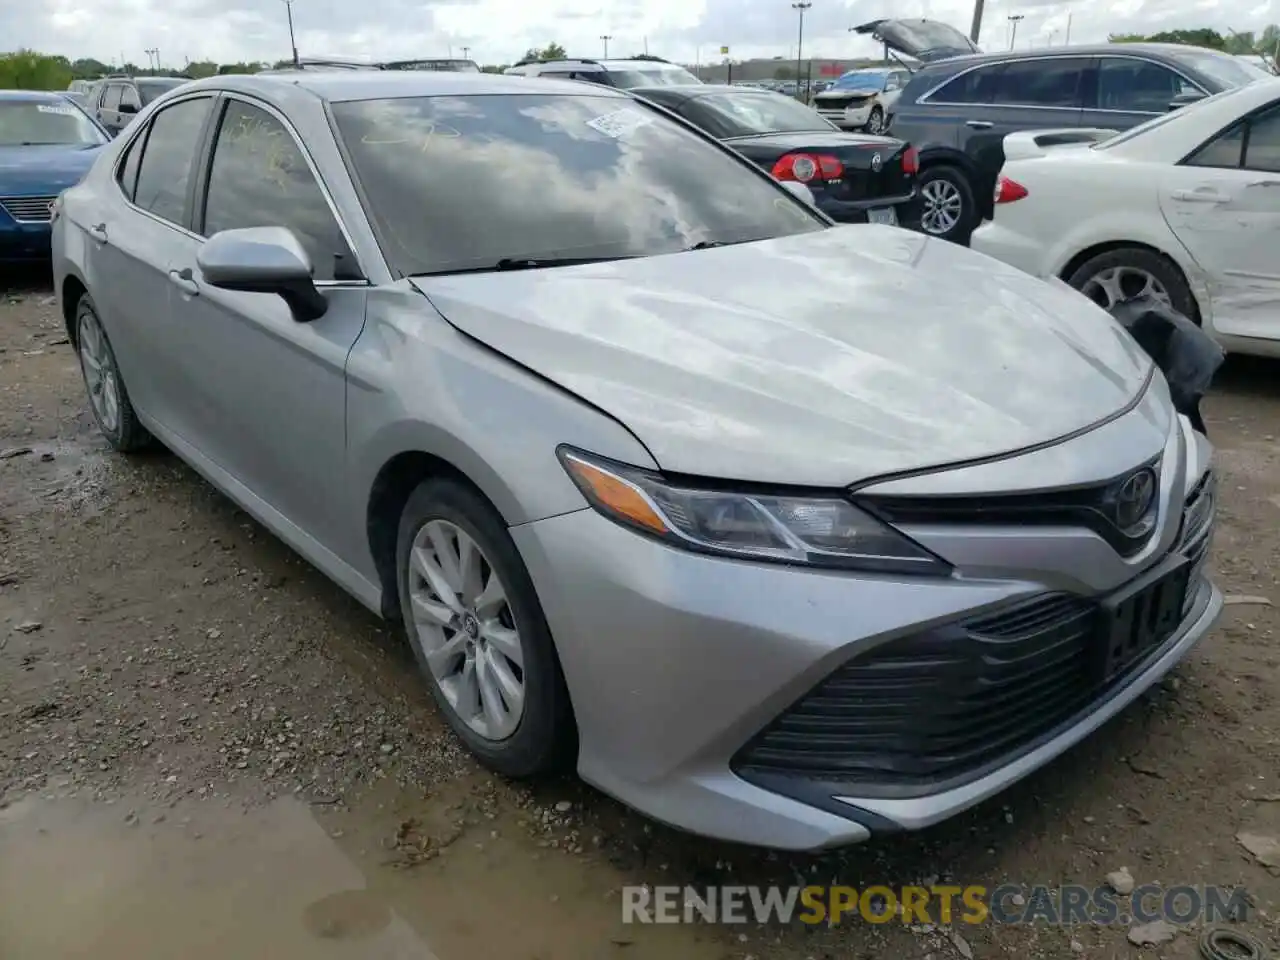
[
  {"left": 52, "top": 70, "right": 1219, "bottom": 850},
  {"left": 259, "top": 57, "right": 482, "bottom": 74},
  {"left": 0, "top": 90, "right": 108, "bottom": 262},
  {"left": 633, "top": 83, "right": 916, "bottom": 224},
  {"left": 856, "top": 17, "right": 1273, "bottom": 243},
  {"left": 972, "top": 81, "right": 1280, "bottom": 358},
  {"left": 1235, "top": 53, "right": 1277, "bottom": 75},
  {"left": 88, "top": 75, "right": 191, "bottom": 136},
  {"left": 503, "top": 57, "right": 700, "bottom": 88},
  {"left": 812, "top": 67, "right": 911, "bottom": 133}
]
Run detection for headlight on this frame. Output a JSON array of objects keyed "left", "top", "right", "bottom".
[{"left": 558, "top": 447, "right": 950, "bottom": 575}]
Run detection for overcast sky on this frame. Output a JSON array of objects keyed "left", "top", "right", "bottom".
[{"left": 17, "top": 0, "right": 1280, "bottom": 69}]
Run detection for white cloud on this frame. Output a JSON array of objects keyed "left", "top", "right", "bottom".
[{"left": 8, "top": 0, "right": 1279, "bottom": 69}]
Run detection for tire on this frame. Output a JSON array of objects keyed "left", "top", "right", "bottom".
[
  {"left": 1065, "top": 247, "right": 1197, "bottom": 321},
  {"left": 866, "top": 106, "right": 885, "bottom": 135},
  {"left": 74, "top": 294, "right": 152, "bottom": 453},
  {"left": 914, "top": 164, "right": 976, "bottom": 244},
  {"left": 395, "top": 477, "right": 576, "bottom": 778}
]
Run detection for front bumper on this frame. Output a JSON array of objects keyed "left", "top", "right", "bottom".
[
  {"left": 0, "top": 222, "right": 53, "bottom": 262},
  {"left": 816, "top": 104, "right": 873, "bottom": 129},
  {"left": 512, "top": 420, "right": 1219, "bottom": 850}
]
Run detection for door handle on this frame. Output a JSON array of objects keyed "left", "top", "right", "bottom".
[
  {"left": 965, "top": 120, "right": 994, "bottom": 129},
  {"left": 168, "top": 268, "right": 200, "bottom": 296},
  {"left": 87, "top": 222, "right": 108, "bottom": 243},
  {"left": 1169, "top": 188, "right": 1230, "bottom": 203}
]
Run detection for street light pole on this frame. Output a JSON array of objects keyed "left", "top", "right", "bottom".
[
  {"left": 600, "top": 34, "right": 613, "bottom": 57},
  {"left": 792, "top": 0, "right": 811, "bottom": 100},
  {"left": 1007, "top": 14, "right": 1024, "bottom": 50},
  {"left": 283, "top": 0, "right": 299, "bottom": 67},
  {"left": 969, "top": 0, "right": 984, "bottom": 44},
  {"left": 461, "top": 46, "right": 470, "bottom": 60}
]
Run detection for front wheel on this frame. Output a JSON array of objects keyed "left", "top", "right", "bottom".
[
  {"left": 914, "top": 165, "right": 976, "bottom": 244},
  {"left": 396, "top": 477, "right": 576, "bottom": 778},
  {"left": 866, "top": 106, "right": 885, "bottom": 135}
]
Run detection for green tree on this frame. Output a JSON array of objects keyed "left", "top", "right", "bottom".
[
  {"left": 1108, "top": 28, "right": 1226, "bottom": 49},
  {"left": 186, "top": 59, "right": 219, "bottom": 79},
  {"left": 0, "top": 49, "right": 74, "bottom": 90},
  {"left": 522, "top": 42, "right": 567, "bottom": 62}
]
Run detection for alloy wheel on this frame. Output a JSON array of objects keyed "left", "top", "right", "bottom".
[
  {"left": 78, "top": 309, "right": 120, "bottom": 434},
  {"left": 1080, "top": 266, "right": 1172, "bottom": 312},
  {"left": 919, "top": 178, "right": 963, "bottom": 235},
  {"left": 868, "top": 109, "right": 885, "bottom": 134},
  {"left": 407, "top": 519, "right": 525, "bottom": 741}
]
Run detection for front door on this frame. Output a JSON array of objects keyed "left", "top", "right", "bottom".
[
  {"left": 166, "top": 95, "right": 368, "bottom": 555},
  {"left": 1158, "top": 100, "right": 1280, "bottom": 341}
]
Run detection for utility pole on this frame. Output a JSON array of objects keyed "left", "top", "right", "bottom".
[
  {"left": 145, "top": 48, "right": 159, "bottom": 71},
  {"left": 792, "top": 0, "right": 811, "bottom": 100},
  {"left": 1007, "top": 14, "right": 1024, "bottom": 50},
  {"left": 969, "top": 0, "right": 984, "bottom": 44},
  {"left": 600, "top": 34, "right": 613, "bottom": 57},
  {"left": 1065, "top": 12, "right": 1072, "bottom": 44},
  {"left": 461, "top": 46, "right": 470, "bottom": 60},
  {"left": 282, "top": 0, "right": 299, "bottom": 67}
]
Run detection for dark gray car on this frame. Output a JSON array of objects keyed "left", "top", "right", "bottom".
[{"left": 859, "top": 18, "right": 1272, "bottom": 243}]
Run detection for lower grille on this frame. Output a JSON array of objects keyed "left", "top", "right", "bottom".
[
  {"left": 0, "top": 195, "right": 56, "bottom": 224},
  {"left": 733, "top": 479, "right": 1213, "bottom": 796}
]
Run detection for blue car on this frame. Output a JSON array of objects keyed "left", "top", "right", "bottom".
[{"left": 1, "top": 90, "right": 109, "bottom": 263}]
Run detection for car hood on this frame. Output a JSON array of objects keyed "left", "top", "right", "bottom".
[
  {"left": 411, "top": 228, "right": 1153, "bottom": 488},
  {"left": 852, "top": 18, "right": 981, "bottom": 63},
  {"left": 0, "top": 144, "right": 104, "bottom": 194}
]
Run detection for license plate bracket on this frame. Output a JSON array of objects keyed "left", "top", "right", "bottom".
[
  {"left": 867, "top": 206, "right": 898, "bottom": 226},
  {"left": 1094, "top": 554, "right": 1191, "bottom": 683}
]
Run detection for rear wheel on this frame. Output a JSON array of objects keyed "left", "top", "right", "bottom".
[
  {"left": 915, "top": 165, "right": 976, "bottom": 244},
  {"left": 866, "top": 106, "right": 885, "bottom": 134},
  {"left": 1065, "top": 247, "right": 1197, "bottom": 321},
  {"left": 75, "top": 294, "right": 151, "bottom": 452}
]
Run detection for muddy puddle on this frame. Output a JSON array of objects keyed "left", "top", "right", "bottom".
[{"left": 0, "top": 781, "right": 728, "bottom": 960}]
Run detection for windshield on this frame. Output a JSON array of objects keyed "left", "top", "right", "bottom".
[
  {"left": 1092, "top": 85, "right": 1238, "bottom": 151},
  {"left": 697, "top": 91, "right": 835, "bottom": 135},
  {"left": 137, "top": 79, "right": 186, "bottom": 105},
  {"left": 1171, "top": 49, "right": 1272, "bottom": 89},
  {"left": 0, "top": 99, "right": 106, "bottom": 146},
  {"left": 607, "top": 66, "right": 701, "bottom": 88},
  {"left": 831, "top": 71, "right": 888, "bottom": 92},
  {"left": 331, "top": 94, "right": 823, "bottom": 276}
]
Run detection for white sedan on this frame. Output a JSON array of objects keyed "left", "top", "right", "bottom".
[{"left": 972, "top": 79, "right": 1280, "bottom": 357}]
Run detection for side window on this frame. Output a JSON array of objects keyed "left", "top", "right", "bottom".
[
  {"left": 1098, "top": 59, "right": 1197, "bottom": 114},
  {"left": 991, "top": 58, "right": 1089, "bottom": 108},
  {"left": 117, "top": 131, "right": 146, "bottom": 201},
  {"left": 1243, "top": 104, "right": 1280, "bottom": 173},
  {"left": 929, "top": 64, "right": 1006, "bottom": 104},
  {"left": 101, "top": 84, "right": 122, "bottom": 111},
  {"left": 133, "top": 97, "right": 213, "bottom": 226},
  {"left": 1185, "top": 123, "right": 1244, "bottom": 169},
  {"left": 201, "top": 99, "right": 355, "bottom": 282}
]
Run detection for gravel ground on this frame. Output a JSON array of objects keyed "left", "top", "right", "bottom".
[{"left": 2, "top": 272, "right": 1280, "bottom": 959}]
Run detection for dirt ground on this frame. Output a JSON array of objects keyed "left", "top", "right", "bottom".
[{"left": 2, "top": 270, "right": 1280, "bottom": 960}]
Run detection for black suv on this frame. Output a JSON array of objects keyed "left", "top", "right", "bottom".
[
  {"left": 89, "top": 75, "right": 191, "bottom": 136},
  {"left": 503, "top": 57, "right": 701, "bottom": 89},
  {"left": 857, "top": 18, "right": 1272, "bottom": 243}
]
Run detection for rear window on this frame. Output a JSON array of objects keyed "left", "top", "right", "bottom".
[
  {"left": 606, "top": 66, "right": 701, "bottom": 88},
  {"left": 137, "top": 79, "right": 187, "bottom": 105},
  {"left": 1170, "top": 49, "right": 1270, "bottom": 89},
  {"left": 331, "top": 93, "right": 823, "bottom": 276},
  {"left": 692, "top": 91, "right": 835, "bottom": 136}
]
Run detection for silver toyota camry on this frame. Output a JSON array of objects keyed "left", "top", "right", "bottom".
[{"left": 51, "top": 70, "right": 1220, "bottom": 850}]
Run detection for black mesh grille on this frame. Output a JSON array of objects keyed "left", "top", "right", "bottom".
[{"left": 733, "top": 476, "right": 1213, "bottom": 797}]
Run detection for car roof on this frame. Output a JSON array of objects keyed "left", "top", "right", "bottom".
[
  {"left": 914, "top": 41, "right": 1224, "bottom": 72},
  {"left": 186, "top": 70, "right": 633, "bottom": 104},
  {"left": 0, "top": 89, "right": 77, "bottom": 102}
]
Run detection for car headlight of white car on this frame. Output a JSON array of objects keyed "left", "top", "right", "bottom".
[{"left": 559, "top": 447, "right": 950, "bottom": 575}]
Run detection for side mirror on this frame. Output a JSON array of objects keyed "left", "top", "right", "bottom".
[
  {"left": 779, "top": 179, "right": 816, "bottom": 206},
  {"left": 197, "top": 226, "right": 328, "bottom": 322},
  {"left": 118, "top": 101, "right": 138, "bottom": 115},
  {"left": 1167, "top": 91, "right": 1205, "bottom": 111}
]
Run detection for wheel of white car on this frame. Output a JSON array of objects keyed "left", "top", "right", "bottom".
[
  {"left": 867, "top": 106, "right": 885, "bottom": 134},
  {"left": 395, "top": 476, "right": 576, "bottom": 777},
  {"left": 1066, "top": 247, "right": 1197, "bottom": 322},
  {"left": 74, "top": 294, "right": 152, "bottom": 453}
]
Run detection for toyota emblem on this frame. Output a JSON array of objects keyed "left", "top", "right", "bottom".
[
  {"left": 870, "top": 152, "right": 883, "bottom": 172},
  {"left": 1115, "top": 468, "right": 1157, "bottom": 531}
]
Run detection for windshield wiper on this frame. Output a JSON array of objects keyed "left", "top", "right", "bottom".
[
  {"left": 418, "top": 255, "right": 635, "bottom": 276},
  {"left": 684, "top": 239, "right": 758, "bottom": 251}
]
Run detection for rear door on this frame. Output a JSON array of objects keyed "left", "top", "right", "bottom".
[
  {"left": 97, "top": 82, "right": 124, "bottom": 134},
  {"left": 1159, "top": 99, "right": 1280, "bottom": 341},
  {"left": 1082, "top": 55, "right": 1207, "bottom": 131},
  {"left": 950, "top": 57, "right": 1091, "bottom": 185}
]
